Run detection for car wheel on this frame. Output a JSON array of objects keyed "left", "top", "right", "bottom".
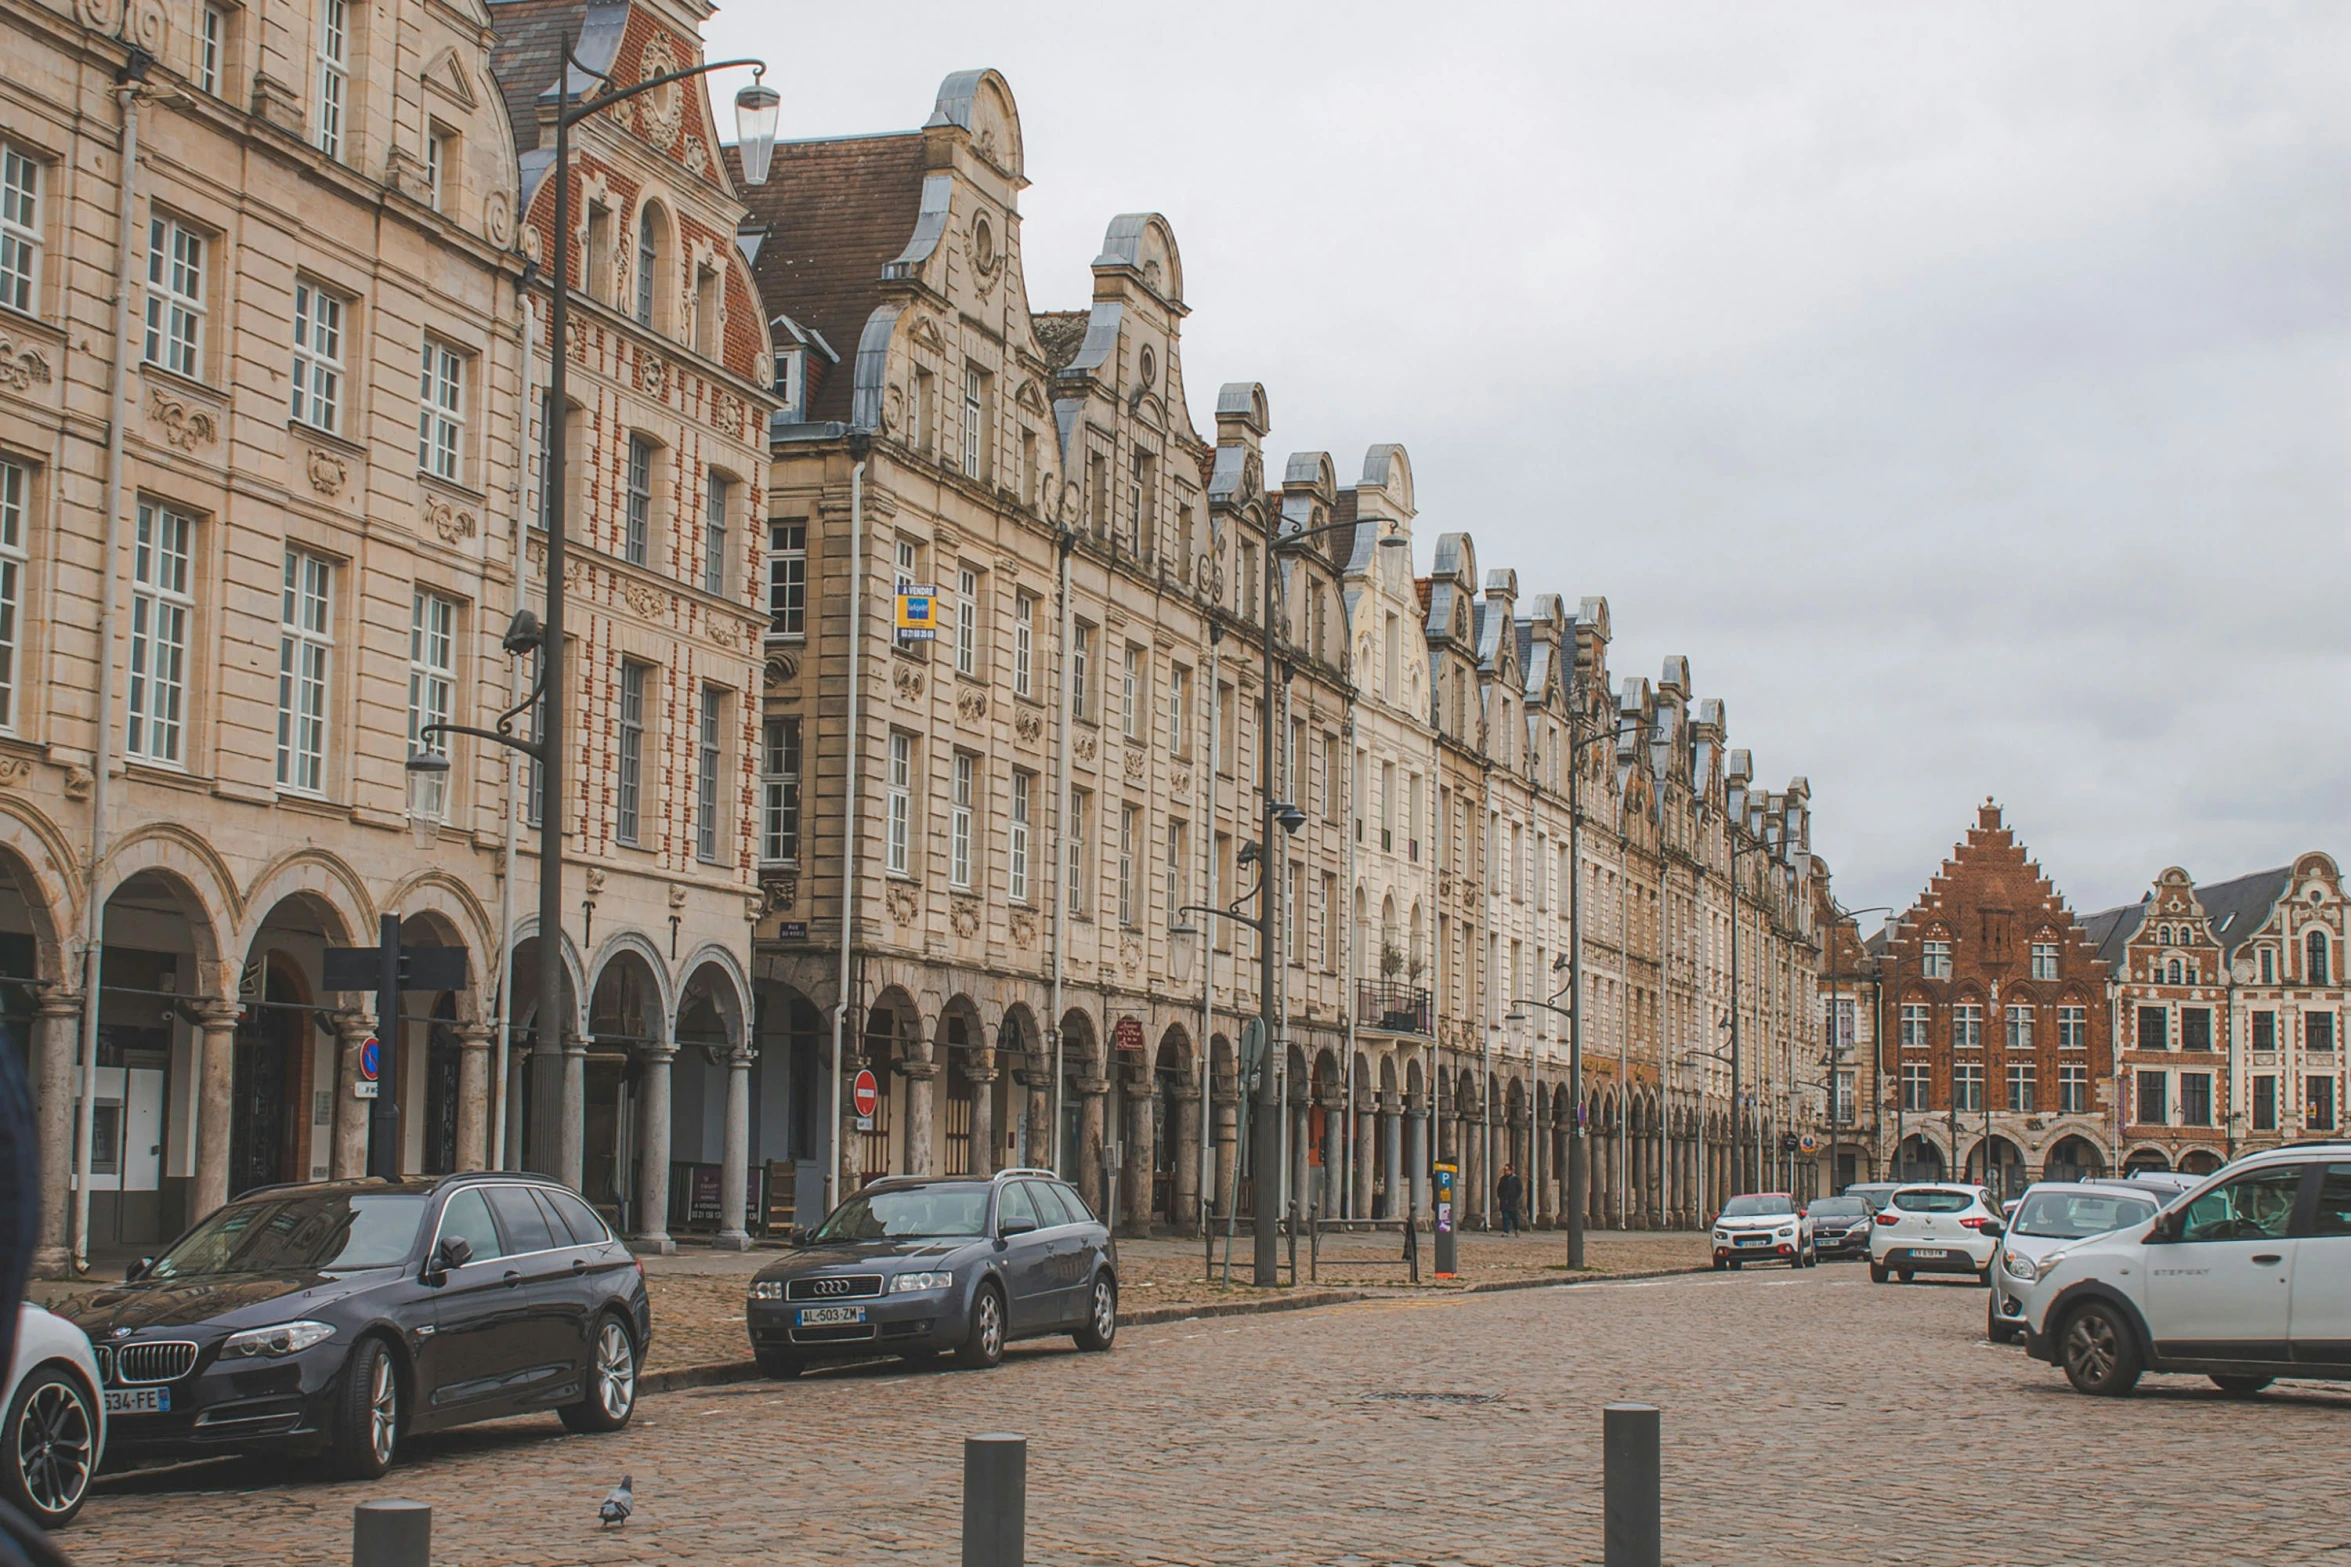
[
  {"left": 754, "top": 1346, "right": 804, "bottom": 1379},
  {"left": 1727, "top": 1258, "right": 1742, "bottom": 1270},
  {"left": 3, "top": 1365, "right": 97, "bottom": 1528},
  {"left": 1975, "top": 1266, "right": 1993, "bottom": 1288},
  {"left": 1803, "top": 1248, "right": 1818, "bottom": 1268},
  {"left": 2210, "top": 1375, "right": 2272, "bottom": 1398},
  {"left": 2060, "top": 1302, "right": 2143, "bottom": 1396},
  {"left": 1711, "top": 1257, "right": 1726, "bottom": 1271},
  {"left": 1074, "top": 1273, "right": 1118, "bottom": 1353},
  {"left": 1869, "top": 1260, "right": 1888, "bottom": 1284},
  {"left": 558, "top": 1315, "right": 638, "bottom": 1434},
  {"left": 327, "top": 1336, "right": 401, "bottom": 1480},
  {"left": 1897, "top": 1270, "right": 1914, "bottom": 1284},
  {"left": 956, "top": 1282, "right": 1006, "bottom": 1370}
]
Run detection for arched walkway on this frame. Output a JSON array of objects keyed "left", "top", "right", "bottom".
[
  {"left": 2042, "top": 1135, "right": 2106, "bottom": 1183},
  {"left": 1896, "top": 1133, "right": 1946, "bottom": 1183}
]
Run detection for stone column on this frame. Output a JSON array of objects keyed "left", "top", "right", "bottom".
[
  {"left": 190, "top": 999, "right": 240, "bottom": 1216},
  {"left": 559, "top": 1029, "right": 587, "bottom": 1191},
  {"left": 32, "top": 990, "right": 82, "bottom": 1277},
  {"left": 902, "top": 1055, "right": 938, "bottom": 1176},
  {"left": 1210, "top": 1077, "right": 1239, "bottom": 1219},
  {"left": 968, "top": 1051, "right": 997, "bottom": 1178},
  {"left": 1125, "top": 1072, "right": 1155, "bottom": 1231},
  {"left": 1172, "top": 1087, "right": 1201, "bottom": 1229},
  {"left": 454, "top": 1021, "right": 495, "bottom": 1173},
  {"left": 1021, "top": 1059, "right": 1053, "bottom": 1172},
  {"left": 1407, "top": 1098, "right": 1429, "bottom": 1219},
  {"left": 1381, "top": 1096, "right": 1403, "bottom": 1220},
  {"left": 1075, "top": 1075, "right": 1107, "bottom": 1217},
  {"left": 716, "top": 1046, "right": 753, "bottom": 1250},
  {"left": 1533, "top": 1103, "right": 1553, "bottom": 1227},
  {"left": 331, "top": 1010, "right": 374, "bottom": 1180},
  {"left": 632, "top": 1044, "right": 677, "bottom": 1255},
  {"left": 1353, "top": 1096, "right": 1375, "bottom": 1219},
  {"left": 1290, "top": 1095, "right": 1311, "bottom": 1222}
]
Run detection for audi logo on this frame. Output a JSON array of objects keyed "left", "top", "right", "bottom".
[{"left": 810, "top": 1277, "right": 853, "bottom": 1297}]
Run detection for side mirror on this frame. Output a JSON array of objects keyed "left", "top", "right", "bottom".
[
  {"left": 1979, "top": 1219, "right": 2004, "bottom": 1240},
  {"left": 124, "top": 1256, "right": 153, "bottom": 1283},
  {"left": 996, "top": 1217, "right": 1038, "bottom": 1239},
  {"left": 435, "top": 1236, "right": 473, "bottom": 1271}
]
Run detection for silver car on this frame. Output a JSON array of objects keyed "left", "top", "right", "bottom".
[{"left": 1987, "top": 1182, "right": 2164, "bottom": 1343}]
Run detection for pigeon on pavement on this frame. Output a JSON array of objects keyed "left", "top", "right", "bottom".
[{"left": 600, "top": 1476, "right": 634, "bottom": 1528}]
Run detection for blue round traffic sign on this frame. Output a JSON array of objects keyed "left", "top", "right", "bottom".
[{"left": 359, "top": 1037, "right": 380, "bottom": 1082}]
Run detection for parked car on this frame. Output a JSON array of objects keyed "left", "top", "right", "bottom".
[
  {"left": 747, "top": 1169, "right": 1116, "bottom": 1375},
  {"left": 2011, "top": 1145, "right": 2351, "bottom": 1396},
  {"left": 1987, "top": 1182, "right": 2163, "bottom": 1343},
  {"left": 2083, "top": 1171, "right": 2203, "bottom": 1200},
  {"left": 1805, "top": 1196, "right": 1876, "bottom": 1260},
  {"left": 1868, "top": 1184, "right": 2000, "bottom": 1284},
  {"left": 1844, "top": 1182, "right": 1903, "bottom": 1212},
  {"left": 1709, "top": 1193, "right": 1814, "bottom": 1269},
  {"left": 4, "top": 1303, "right": 106, "bottom": 1528},
  {"left": 50, "top": 1174, "right": 650, "bottom": 1479}
]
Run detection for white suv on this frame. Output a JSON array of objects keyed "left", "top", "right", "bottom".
[
  {"left": 1987, "top": 1182, "right": 2164, "bottom": 1343},
  {"left": 1709, "top": 1192, "right": 1814, "bottom": 1269},
  {"left": 1868, "top": 1184, "right": 2000, "bottom": 1284},
  {"left": 2010, "top": 1145, "right": 2351, "bottom": 1396}
]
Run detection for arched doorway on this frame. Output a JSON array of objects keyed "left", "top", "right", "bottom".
[
  {"left": 1896, "top": 1133, "right": 1945, "bottom": 1183},
  {"left": 752, "top": 981, "right": 827, "bottom": 1232},
  {"left": 1153, "top": 1028, "right": 1194, "bottom": 1226},
  {"left": 506, "top": 929, "right": 583, "bottom": 1179},
  {"left": 1058, "top": 1007, "right": 1101, "bottom": 1213},
  {"left": 2043, "top": 1135, "right": 2105, "bottom": 1183},
  {"left": 2124, "top": 1146, "right": 2173, "bottom": 1175},
  {"left": 91, "top": 867, "right": 224, "bottom": 1245},
  {"left": 585, "top": 943, "right": 667, "bottom": 1226},
  {"left": 1966, "top": 1135, "right": 2028, "bottom": 1203},
  {"left": 2178, "top": 1149, "right": 2223, "bottom": 1176},
  {"left": 229, "top": 890, "right": 350, "bottom": 1196},
  {"left": 861, "top": 988, "right": 920, "bottom": 1188}
]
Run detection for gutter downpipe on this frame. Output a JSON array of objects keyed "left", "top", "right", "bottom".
[
  {"left": 75, "top": 63, "right": 147, "bottom": 1272},
  {"left": 1049, "top": 529, "right": 1074, "bottom": 1176},
  {"left": 1340, "top": 708, "right": 1356, "bottom": 1220},
  {"left": 825, "top": 431, "right": 870, "bottom": 1214},
  {"left": 493, "top": 284, "right": 538, "bottom": 1171},
  {"left": 1199, "top": 619, "right": 1219, "bottom": 1231}
]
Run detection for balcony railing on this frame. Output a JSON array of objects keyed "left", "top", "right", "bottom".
[{"left": 1356, "top": 979, "right": 1432, "bottom": 1037}]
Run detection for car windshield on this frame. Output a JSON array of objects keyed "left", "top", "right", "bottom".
[
  {"left": 1892, "top": 1189, "right": 1975, "bottom": 1214},
  {"left": 2012, "top": 1190, "right": 2158, "bottom": 1239},
  {"left": 1720, "top": 1195, "right": 1794, "bottom": 1218},
  {"left": 1808, "top": 1198, "right": 1869, "bottom": 1218},
  {"left": 147, "top": 1191, "right": 428, "bottom": 1279},
  {"left": 813, "top": 1186, "right": 990, "bottom": 1242}
]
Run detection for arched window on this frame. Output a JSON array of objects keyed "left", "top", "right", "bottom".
[
  {"left": 634, "top": 204, "right": 667, "bottom": 329},
  {"left": 2310, "top": 930, "right": 2332, "bottom": 986},
  {"left": 2165, "top": 959, "right": 2182, "bottom": 985}
]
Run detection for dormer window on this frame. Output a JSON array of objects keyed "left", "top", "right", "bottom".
[{"left": 774, "top": 347, "right": 805, "bottom": 422}]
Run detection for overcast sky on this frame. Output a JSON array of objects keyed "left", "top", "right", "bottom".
[{"left": 705, "top": 2, "right": 2350, "bottom": 922}]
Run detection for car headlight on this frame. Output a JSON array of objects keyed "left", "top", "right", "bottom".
[
  {"left": 220, "top": 1320, "right": 336, "bottom": 1359},
  {"left": 1777, "top": 1227, "right": 1795, "bottom": 1239},
  {"left": 1711, "top": 1231, "right": 1728, "bottom": 1242},
  {"left": 891, "top": 1271, "right": 952, "bottom": 1294},
  {"left": 749, "top": 1280, "right": 784, "bottom": 1301}
]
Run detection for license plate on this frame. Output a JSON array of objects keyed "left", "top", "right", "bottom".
[
  {"left": 797, "top": 1306, "right": 866, "bottom": 1326},
  {"left": 104, "top": 1387, "right": 170, "bottom": 1415},
  {"left": 1914, "top": 1249, "right": 1953, "bottom": 1259}
]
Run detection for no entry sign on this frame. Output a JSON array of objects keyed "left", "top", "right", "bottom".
[
  {"left": 853, "top": 1068, "right": 880, "bottom": 1120},
  {"left": 354, "top": 1036, "right": 381, "bottom": 1100}
]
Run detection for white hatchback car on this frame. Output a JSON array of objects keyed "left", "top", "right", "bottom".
[
  {"left": 1987, "top": 1182, "right": 2165, "bottom": 1343},
  {"left": 1868, "top": 1184, "right": 2000, "bottom": 1284},
  {"left": 2012, "top": 1145, "right": 2351, "bottom": 1396},
  {"left": 1710, "top": 1192, "right": 1815, "bottom": 1269},
  {"left": 4, "top": 1302, "right": 107, "bottom": 1528}
]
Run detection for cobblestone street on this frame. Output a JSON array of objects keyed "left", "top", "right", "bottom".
[{"left": 65, "top": 1261, "right": 2351, "bottom": 1566}]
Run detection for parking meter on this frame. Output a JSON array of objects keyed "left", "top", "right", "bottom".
[{"left": 1433, "top": 1162, "right": 1458, "bottom": 1277}]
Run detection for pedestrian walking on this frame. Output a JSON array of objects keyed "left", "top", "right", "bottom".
[{"left": 1497, "top": 1165, "right": 1524, "bottom": 1236}]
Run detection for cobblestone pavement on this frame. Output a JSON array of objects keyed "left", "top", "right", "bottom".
[
  {"left": 68, "top": 1263, "right": 2351, "bottom": 1566},
  {"left": 638, "top": 1229, "right": 1710, "bottom": 1376}
]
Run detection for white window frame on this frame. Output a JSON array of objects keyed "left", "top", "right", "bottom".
[
  {"left": 2059, "top": 1004, "right": 2088, "bottom": 1050},
  {"left": 1899, "top": 1002, "right": 1928, "bottom": 1050},
  {"left": 2030, "top": 941, "right": 2059, "bottom": 982},
  {"left": 635, "top": 207, "right": 658, "bottom": 328},
  {"left": 127, "top": 500, "right": 192, "bottom": 765},
  {"left": 274, "top": 549, "right": 332, "bottom": 793},
  {"left": 197, "top": 5, "right": 225, "bottom": 96},
  {"left": 767, "top": 521, "right": 805, "bottom": 636},
  {"left": 760, "top": 716, "right": 800, "bottom": 865},
  {"left": 407, "top": 588, "right": 456, "bottom": 820},
  {"left": 1117, "top": 802, "right": 1137, "bottom": 927},
  {"left": 1009, "top": 769, "right": 1032, "bottom": 903},
  {"left": 1169, "top": 665, "right": 1188, "bottom": 759},
  {"left": 418, "top": 339, "right": 464, "bottom": 479},
  {"left": 1922, "top": 939, "right": 1952, "bottom": 980},
  {"left": 2007, "top": 1062, "right": 2036, "bottom": 1114},
  {"left": 950, "top": 752, "right": 974, "bottom": 890},
  {"left": 1121, "top": 644, "right": 1142, "bottom": 741},
  {"left": 954, "top": 566, "right": 979, "bottom": 677},
  {"left": 1953, "top": 1004, "right": 1983, "bottom": 1050},
  {"left": 886, "top": 731, "right": 913, "bottom": 876},
  {"left": 616, "top": 661, "right": 646, "bottom": 845},
  {"left": 2059, "top": 1062, "right": 2089, "bottom": 1115},
  {"left": 623, "top": 435, "right": 653, "bottom": 565},
  {"left": 2005, "top": 1003, "right": 2033, "bottom": 1053},
  {"left": 0, "top": 145, "right": 39, "bottom": 316},
  {"left": 144, "top": 215, "right": 205, "bottom": 378},
  {"left": 1166, "top": 818, "right": 1186, "bottom": 931},
  {"left": 1071, "top": 623, "right": 1092, "bottom": 722},
  {"left": 960, "top": 363, "right": 984, "bottom": 480},
  {"left": 0, "top": 458, "right": 25, "bottom": 729},
  {"left": 695, "top": 685, "right": 723, "bottom": 863},
  {"left": 1067, "top": 788, "right": 1089, "bottom": 917},
  {"left": 1012, "top": 592, "right": 1034, "bottom": 698},
  {"left": 315, "top": 0, "right": 350, "bottom": 160},
  {"left": 703, "top": 472, "right": 730, "bottom": 597}
]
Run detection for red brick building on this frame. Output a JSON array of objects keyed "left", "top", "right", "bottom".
[{"left": 1878, "top": 803, "right": 2113, "bottom": 1195}]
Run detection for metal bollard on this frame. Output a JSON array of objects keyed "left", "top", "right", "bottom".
[
  {"left": 962, "top": 1432, "right": 1026, "bottom": 1567},
  {"left": 352, "top": 1499, "right": 430, "bottom": 1567},
  {"left": 1603, "top": 1402, "right": 1660, "bottom": 1567}
]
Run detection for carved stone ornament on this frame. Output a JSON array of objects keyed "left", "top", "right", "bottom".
[
  {"left": 1008, "top": 907, "right": 1037, "bottom": 948},
  {"left": 956, "top": 688, "right": 987, "bottom": 722},
  {"left": 1121, "top": 932, "right": 1141, "bottom": 975},
  {"left": 882, "top": 385, "right": 905, "bottom": 433},
  {"left": 622, "top": 579, "right": 668, "bottom": 619},
  {"left": 1171, "top": 768, "right": 1191, "bottom": 796},
  {"left": 760, "top": 871, "right": 797, "bottom": 914},
  {"left": 886, "top": 882, "right": 921, "bottom": 927},
  {"left": 635, "top": 34, "right": 685, "bottom": 147},
  {"left": 0, "top": 336, "right": 53, "bottom": 393},
  {"left": 63, "top": 765, "right": 93, "bottom": 801},
  {"left": 147, "top": 385, "right": 218, "bottom": 451},
  {"left": 483, "top": 190, "right": 514, "bottom": 248},
  {"left": 667, "top": 883, "right": 689, "bottom": 912},
  {"left": 584, "top": 867, "right": 607, "bottom": 897},
  {"left": 764, "top": 653, "right": 798, "bottom": 689},
  {"left": 0, "top": 757, "right": 30, "bottom": 789},
  {"left": 684, "top": 137, "right": 711, "bottom": 178},
  {"left": 1074, "top": 731, "right": 1097, "bottom": 763},
  {"left": 950, "top": 896, "right": 981, "bottom": 939},
  {"left": 1125, "top": 745, "right": 1146, "bottom": 777},
  {"left": 893, "top": 662, "right": 924, "bottom": 699},
  {"left": 744, "top": 893, "right": 765, "bottom": 925},
  {"left": 305, "top": 448, "right": 347, "bottom": 496},
  {"left": 637, "top": 354, "right": 670, "bottom": 401},
  {"left": 1014, "top": 708, "right": 1043, "bottom": 743}
]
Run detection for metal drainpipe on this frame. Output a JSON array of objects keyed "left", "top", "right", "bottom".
[
  {"left": 1341, "top": 708, "right": 1356, "bottom": 1219},
  {"left": 492, "top": 282, "right": 538, "bottom": 1171},
  {"left": 75, "top": 67, "right": 146, "bottom": 1272},
  {"left": 825, "top": 433, "right": 869, "bottom": 1214},
  {"left": 1198, "top": 617, "right": 1218, "bottom": 1230},
  {"left": 1049, "top": 529, "right": 1073, "bottom": 1176}
]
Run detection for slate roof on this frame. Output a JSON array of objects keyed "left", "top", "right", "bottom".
[
  {"left": 730, "top": 132, "right": 929, "bottom": 425},
  {"left": 2081, "top": 900, "right": 2147, "bottom": 975},
  {"left": 2196, "top": 866, "right": 2293, "bottom": 958},
  {"left": 488, "top": 0, "right": 586, "bottom": 157}
]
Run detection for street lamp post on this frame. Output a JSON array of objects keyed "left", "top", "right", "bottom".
[
  {"left": 409, "top": 47, "right": 776, "bottom": 1187},
  {"left": 1554, "top": 697, "right": 1624, "bottom": 1269}
]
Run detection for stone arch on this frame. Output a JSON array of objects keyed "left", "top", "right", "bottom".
[
  {"left": 2122, "top": 1144, "right": 2173, "bottom": 1175},
  {"left": 2041, "top": 1134, "right": 2106, "bottom": 1181},
  {"left": 2178, "top": 1148, "right": 2224, "bottom": 1176},
  {"left": 99, "top": 825, "right": 235, "bottom": 983},
  {"left": 586, "top": 931, "right": 677, "bottom": 1043},
  {"left": 382, "top": 869, "right": 496, "bottom": 970},
  {"left": 508, "top": 916, "right": 588, "bottom": 1035},
  {"left": 229, "top": 848, "right": 372, "bottom": 961},
  {"left": 0, "top": 799, "right": 82, "bottom": 971}
]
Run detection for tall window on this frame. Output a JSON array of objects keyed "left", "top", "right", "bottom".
[
  {"left": 424, "top": 125, "right": 455, "bottom": 213},
  {"left": 1953, "top": 1062, "right": 1984, "bottom": 1113},
  {"left": 1129, "top": 449, "right": 1156, "bottom": 557},
  {"left": 950, "top": 752, "right": 974, "bottom": 890},
  {"left": 0, "top": 458, "right": 25, "bottom": 729},
  {"left": 1833, "top": 1069, "right": 1856, "bottom": 1125},
  {"left": 2314, "top": 1014, "right": 2338, "bottom": 1053},
  {"left": 886, "top": 731, "right": 913, "bottom": 875},
  {"left": 418, "top": 339, "right": 464, "bottom": 479},
  {"left": 2182, "top": 1007, "right": 2213, "bottom": 1051},
  {"left": 144, "top": 216, "right": 205, "bottom": 377},
  {"left": 2030, "top": 941, "right": 2059, "bottom": 981},
  {"left": 2252, "top": 1009, "right": 2276, "bottom": 1052},
  {"left": 2059, "top": 1004, "right": 2088, "bottom": 1050},
  {"left": 2310, "top": 931, "right": 2333, "bottom": 986},
  {"left": 1324, "top": 736, "right": 1343, "bottom": 824},
  {"left": 0, "top": 146, "right": 39, "bottom": 314},
  {"left": 615, "top": 662, "right": 647, "bottom": 844},
  {"left": 2137, "top": 1005, "right": 2167, "bottom": 1050},
  {"left": 1070, "top": 623, "right": 1092, "bottom": 721},
  {"left": 2179, "top": 1072, "right": 2212, "bottom": 1127},
  {"left": 954, "top": 567, "right": 979, "bottom": 677},
  {"left": 702, "top": 473, "right": 731, "bottom": 597},
  {"left": 623, "top": 436, "right": 653, "bottom": 565},
  {"left": 1066, "top": 789, "right": 1089, "bottom": 916},
  {"left": 1166, "top": 819, "right": 1187, "bottom": 929},
  {"left": 2135, "top": 1070, "right": 2166, "bottom": 1126},
  {"left": 767, "top": 521, "right": 805, "bottom": 635},
  {"left": 1009, "top": 770, "right": 1032, "bottom": 903},
  {"left": 1952, "top": 1003, "right": 1982, "bottom": 1050},
  {"left": 315, "top": 0, "right": 350, "bottom": 159},
  {"left": 1121, "top": 645, "right": 1142, "bottom": 740},
  {"left": 960, "top": 364, "right": 985, "bottom": 479},
  {"left": 1117, "top": 803, "right": 1138, "bottom": 926},
  {"left": 1322, "top": 871, "right": 1340, "bottom": 971},
  {"left": 1012, "top": 592, "right": 1034, "bottom": 698},
  {"left": 2252, "top": 1074, "right": 2277, "bottom": 1131},
  {"left": 635, "top": 208, "right": 658, "bottom": 327},
  {"left": 695, "top": 685, "right": 723, "bottom": 862},
  {"left": 1169, "top": 665, "right": 1189, "bottom": 758},
  {"left": 759, "top": 717, "right": 800, "bottom": 864},
  {"left": 289, "top": 282, "right": 345, "bottom": 431},
  {"left": 2006, "top": 1063, "right": 2036, "bottom": 1113},
  {"left": 1900, "top": 1062, "right": 1929, "bottom": 1111},
  {"left": 127, "top": 500, "right": 192, "bottom": 763},
  {"left": 2312, "top": 1077, "right": 2339, "bottom": 1132},
  {"left": 2060, "top": 1063, "right": 2089, "bottom": 1114},
  {"left": 895, "top": 537, "right": 918, "bottom": 593},
  {"left": 2004, "top": 1004, "right": 2033, "bottom": 1052},
  {"left": 1287, "top": 861, "right": 1304, "bottom": 962},
  {"left": 1922, "top": 940, "right": 1952, "bottom": 979},
  {"left": 275, "top": 550, "right": 331, "bottom": 792},
  {"left": 407, "top": 590, "right": 455, "bottom": 821},
  {"left": 2261, "top": 946, "right": 2275, "bottom": 985},
  {"left": 197, "top": 5, "right": 225, "bottom": 95}
]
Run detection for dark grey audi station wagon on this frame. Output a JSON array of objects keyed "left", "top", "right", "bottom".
[{"left": 746, "top": 1169, "right": 1116, "bottom": 1375}]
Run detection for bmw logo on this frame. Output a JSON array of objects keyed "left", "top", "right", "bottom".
[{"left": 113, "top": 1328, "right": 132, "bottom": 1339}]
